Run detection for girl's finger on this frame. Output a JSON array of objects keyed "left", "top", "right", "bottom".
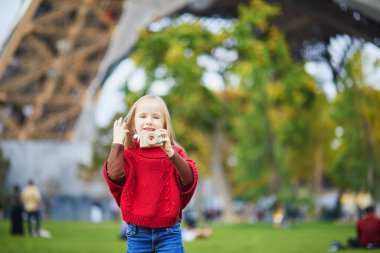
[{"left": 161, "top": 137, "right": 170, "bottom": 144}]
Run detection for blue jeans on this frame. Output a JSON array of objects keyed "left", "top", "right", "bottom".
[
  {"left": 126, "top": 222, "right": 184, "bottom": 253},
  {"left": 26, "top": 210, "right": 40, "bottom": 236}
]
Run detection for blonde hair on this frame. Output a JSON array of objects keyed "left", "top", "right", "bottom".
[{"left": 124, "top": 95, "right": 175, "bottom": 148}]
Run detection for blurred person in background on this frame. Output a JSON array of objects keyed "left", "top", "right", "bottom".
[
  {"left": 348, "top": 205, "right": 380, "bottom": 249},
  {"left": 21, "top": 180, "right": 42, "bottom": 237},
  {"left": 9, "top": 184, "right": 24, "bottom": 235},
  {"left": 90, "top": 201, "right": 103, "bottom": 224},
  {"left": 182, "top": 207, "right": 212, "bottom": 242}
]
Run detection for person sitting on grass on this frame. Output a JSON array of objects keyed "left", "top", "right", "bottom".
[
  {"left": 182, "top": 207, "right": 212, "bottom": 242},
  {"left": 348, "top": 205, "right": 380, "bottom": 249},
  {"left": 182, "top": 226, "right": 212, "bottom": 242}
]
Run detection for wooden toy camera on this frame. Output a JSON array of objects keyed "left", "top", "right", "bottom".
[{"left": 140, "top": 130, "right": 164, "bottom": 148}]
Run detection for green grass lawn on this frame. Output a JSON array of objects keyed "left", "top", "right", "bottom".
[{"left": 0, "top": 220, "right": 370, "bottom": 253}]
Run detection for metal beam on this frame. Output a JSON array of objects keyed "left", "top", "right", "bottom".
[
  {"left": 0, "top": 0, "right": 123, "bottom": 140},
  {"left": 337, "top": 0, "right": 380, "bottom": 23},
  {"left": 0, "top": 0, "right": 42, "bottom": 77}
]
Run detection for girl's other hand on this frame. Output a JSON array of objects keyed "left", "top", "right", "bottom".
[{"left": 157, "top": 128, "right": 174, "bottom": 157}]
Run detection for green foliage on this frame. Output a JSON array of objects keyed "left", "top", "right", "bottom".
[
  {"left": 329, "top": 52, "right": 380, "bottom": 196},
  {"left": 231, "top": 1, "right": 327, "bottom": 200},
  {"left": 123, "top": 0, "right": 329, "bottom": 200}
]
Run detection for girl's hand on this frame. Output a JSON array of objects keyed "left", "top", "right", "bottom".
[
  {"left": 157, "top": 128, "right": 174, "bottom": 157},
  {"left": 113, "top": 117, "right": 129, "bottom": 145}
]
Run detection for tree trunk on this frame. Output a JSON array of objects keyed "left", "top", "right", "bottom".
[
  {"left": 314, "top": 146, "right": 323, "bottom": 195},
  {"left": 263, "top": 97, "right": 281, "bottom": 193},
  {"left": 363, "top": 118, "right": 377, "bottom": 198},
  {"left": 211, "top": 119, "right": 239, "bottom": 223},
  {"left": 357, "top": 86, "right": 377, "bottom": 198},
  {"left": 267, "top": 126, "right": 281, "bottom": 193}
]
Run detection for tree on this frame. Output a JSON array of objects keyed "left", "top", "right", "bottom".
[
  {"left": 230, "top": 1, "right": 329, "bottom": 203},
  {"left": 126, "top": 0, "right": 324, "bottom": 219},
  {"left": 330, "top": 51, "right": 380, "bottom": 197}
]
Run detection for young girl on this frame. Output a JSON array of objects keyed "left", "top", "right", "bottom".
[{"left": 103, "top": 95, "right": 198, "bottom": 253}]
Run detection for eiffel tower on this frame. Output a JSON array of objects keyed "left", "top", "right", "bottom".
[
  {"left": 0, "top": 0, "right": 189, "bottom": 141},
  {"left": 0, "top": 0, "right": 379, "bottom": 141}
]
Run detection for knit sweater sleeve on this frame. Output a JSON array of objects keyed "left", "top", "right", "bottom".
[
  {"left": 174, "top": 146, "right": 198, "bottom": 210},
  {"left": 103, "top": 144, "right": 126, "bottom": 207}
]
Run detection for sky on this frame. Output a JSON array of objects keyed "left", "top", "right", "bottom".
[
  {"left": 0, "top": 0, "right": 30, "bottom": 52},
  {"left": 1, "top": 1, "right": 380, "bottom": 128}
]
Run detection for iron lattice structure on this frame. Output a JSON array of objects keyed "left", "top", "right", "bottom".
[
  {"left": 0, "top": 0, "right": 123, "bottom": 140},
  {"left": 0, "top": 0, "right": 379, "bottom": 141}
]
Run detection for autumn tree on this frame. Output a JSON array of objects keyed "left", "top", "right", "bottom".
[
  {"left": 230, "top": 2, "right": 331, "bottom": 203},
  {"left": 125, "top": 0, "right": 327, "bottom": 219},
  {"left": 330, "top": 51, "right": 380, "bottom": 198}
]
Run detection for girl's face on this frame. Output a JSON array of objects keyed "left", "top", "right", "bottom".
[{"left": 134, "top": 99, "right": 165, "bottom": 134}]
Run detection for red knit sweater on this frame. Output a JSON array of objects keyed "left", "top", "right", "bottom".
[{"left": 103, "top": 145, "right": 198, "bottom": 228}]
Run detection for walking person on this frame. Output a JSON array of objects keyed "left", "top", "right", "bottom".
[
  {"left": 21, "top": 180, "right": 42, "bottom": 237},
  {"left": 103, "top": 95, "right": 198, "bottom": 252},
  {"left": 9, "top": 184, "right": 24, "bottom": 235}
]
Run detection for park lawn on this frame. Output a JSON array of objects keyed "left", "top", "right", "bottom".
[{"left": 0, "top": 220, "right": 370, "bottom": 253}]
